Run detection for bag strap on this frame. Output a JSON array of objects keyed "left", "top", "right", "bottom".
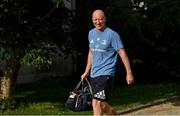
[
  {"left": 73, "top": 79, "right": 93, "bottom": 95},
  {"left": 73, "top": 80, "right": 82, "bottom": 91},
  {"left": 85, "top": 79, "right": 93, "bottom": 95}
]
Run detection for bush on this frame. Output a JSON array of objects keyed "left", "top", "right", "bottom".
[{"left": 0, "top": 98, "right": 17, "bottom": 112}]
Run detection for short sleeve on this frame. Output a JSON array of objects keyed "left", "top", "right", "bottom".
[{"left": 111, "top": 32, "right": 124, "bottom": 51}]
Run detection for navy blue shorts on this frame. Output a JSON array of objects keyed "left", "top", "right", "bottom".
[{"left": 90, "top": 75, "right": 114, "bottom": 101}]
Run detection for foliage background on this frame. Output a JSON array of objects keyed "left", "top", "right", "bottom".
[
  {"left": 0, "top": 0, "right": 180, "bottom": 113},
  {"left": 75, "top": 0, "right": 180, "bottom": 83}
]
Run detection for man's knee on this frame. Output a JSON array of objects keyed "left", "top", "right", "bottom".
[
  {"left": 93, "top": 99, "right": 108, "bottom": 109},
  {"left": 92, "top": 99, "right": 100, "bottom": 107}
]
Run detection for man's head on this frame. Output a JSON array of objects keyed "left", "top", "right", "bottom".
[{"left": 92, "top": 9, "right": 106, "bottom": 31}]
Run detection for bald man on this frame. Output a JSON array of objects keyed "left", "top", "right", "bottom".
[{"left": 81, "top": 9, "right": 134, "bottom": 115}]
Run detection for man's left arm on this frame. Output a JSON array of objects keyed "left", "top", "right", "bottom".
[{"left": 118, "top": 48, "right": 134, "bottom": 85}]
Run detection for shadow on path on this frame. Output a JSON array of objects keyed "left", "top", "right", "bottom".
[{"left": 118, "top": 95, "right": 180, "bottom": 115}]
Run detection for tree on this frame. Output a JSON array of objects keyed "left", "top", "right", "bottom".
[
  {"left": 97, "top": 0, "right": 180, "bottom": 83},
  {"left": 0, "top": 0, "right": 75, "bottom": 98},
  {"left": 113, "top": 0, "right": 180, "bottom": 83}
]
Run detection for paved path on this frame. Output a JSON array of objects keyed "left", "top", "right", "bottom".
[{"left": 118, "top": 96, "right": 180, "bottom": 115}]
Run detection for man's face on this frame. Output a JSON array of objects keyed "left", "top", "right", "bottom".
[{"left": 92, "top": 12, "right": 106, "bottom": 31}]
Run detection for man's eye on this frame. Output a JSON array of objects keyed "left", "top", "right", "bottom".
[{"left": 94, "top": 19, "right": 102, "bottom": 21}]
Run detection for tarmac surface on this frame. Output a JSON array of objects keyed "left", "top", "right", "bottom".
[{"left": 118, "top": 96, "right": 180, "bottom": 115}]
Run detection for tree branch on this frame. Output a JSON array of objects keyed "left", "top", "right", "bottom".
[{"left": 39, "top": 6, "right": 57, "bottom": 22}]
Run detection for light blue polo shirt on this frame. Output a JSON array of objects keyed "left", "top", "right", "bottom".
[{"left": 89, "top": 27, "right": 124, "bottom": 78}]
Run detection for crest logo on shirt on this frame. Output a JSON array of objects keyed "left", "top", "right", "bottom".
[{"left": 101, "top": 40, "right": 106, "bottom": 45}]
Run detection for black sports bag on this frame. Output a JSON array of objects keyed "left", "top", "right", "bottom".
[{"left": 65, "top": 79, "right": 93, "bottom": 112}]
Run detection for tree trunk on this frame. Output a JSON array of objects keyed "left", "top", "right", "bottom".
[{"left": 0, "top": 59, "right": 20, "bottom": 98}]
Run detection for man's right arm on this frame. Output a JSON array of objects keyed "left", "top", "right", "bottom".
[{"left": 81, "top": 49, "right": 92, "bottom": 80}]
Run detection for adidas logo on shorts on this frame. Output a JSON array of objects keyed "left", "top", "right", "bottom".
[{"left": 94, "top": 90, "right": 105, "bottom": 99}]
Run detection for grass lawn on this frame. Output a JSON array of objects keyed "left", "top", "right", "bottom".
[{"left": 1, "top": 77, "right": 180, "bottom": 115}]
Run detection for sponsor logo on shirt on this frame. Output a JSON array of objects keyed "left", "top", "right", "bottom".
[{"left": 92, "top": 48, "right": 106, "bottom": 52}]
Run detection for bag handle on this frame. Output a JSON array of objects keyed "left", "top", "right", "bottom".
[
  {"left": 73, "top": 80, "right": 82, "bottom": 91},
  {"left": 73, "top": 79, "right": 93, "bottom": 95},
  {"left": 85, "top": 79, "right": 93, "bottom": 95}
]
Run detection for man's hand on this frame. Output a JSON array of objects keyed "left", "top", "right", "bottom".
[
  {"left": 81, "top": 73, "right": 88, "bottom": 81},
  {"left": 126, "top": 73, "right": 134, "bottom": 85}
]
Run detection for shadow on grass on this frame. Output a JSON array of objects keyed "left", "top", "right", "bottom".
[
  {"left": 111, "top": 83, "right": 180, "bottom": 110},
  {"left": 14, "top": 77, "right": 80, "bottom": 112}
]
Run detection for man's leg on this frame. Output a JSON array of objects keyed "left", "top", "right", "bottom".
[
  {"left": 92, "top": 99, "right": 118, "bottom": 115},
  {"left": 92, "top": 99, "right": 103, "bottom": 115},
  {"left": 101, "top": 101, "right": 118, "bottom": 115}
]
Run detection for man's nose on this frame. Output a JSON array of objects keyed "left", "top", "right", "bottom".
[{"left": 96, "top": 20, "right": 101, "bottom": 24}]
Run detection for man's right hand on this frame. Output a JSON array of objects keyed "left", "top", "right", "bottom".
[{"left": 81, "top": 73, "right": 88, "bottom": 80}]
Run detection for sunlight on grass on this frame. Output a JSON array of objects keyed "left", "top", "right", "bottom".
[{"left": 1, "top": 78, "right": 180, "bottom": 115}]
